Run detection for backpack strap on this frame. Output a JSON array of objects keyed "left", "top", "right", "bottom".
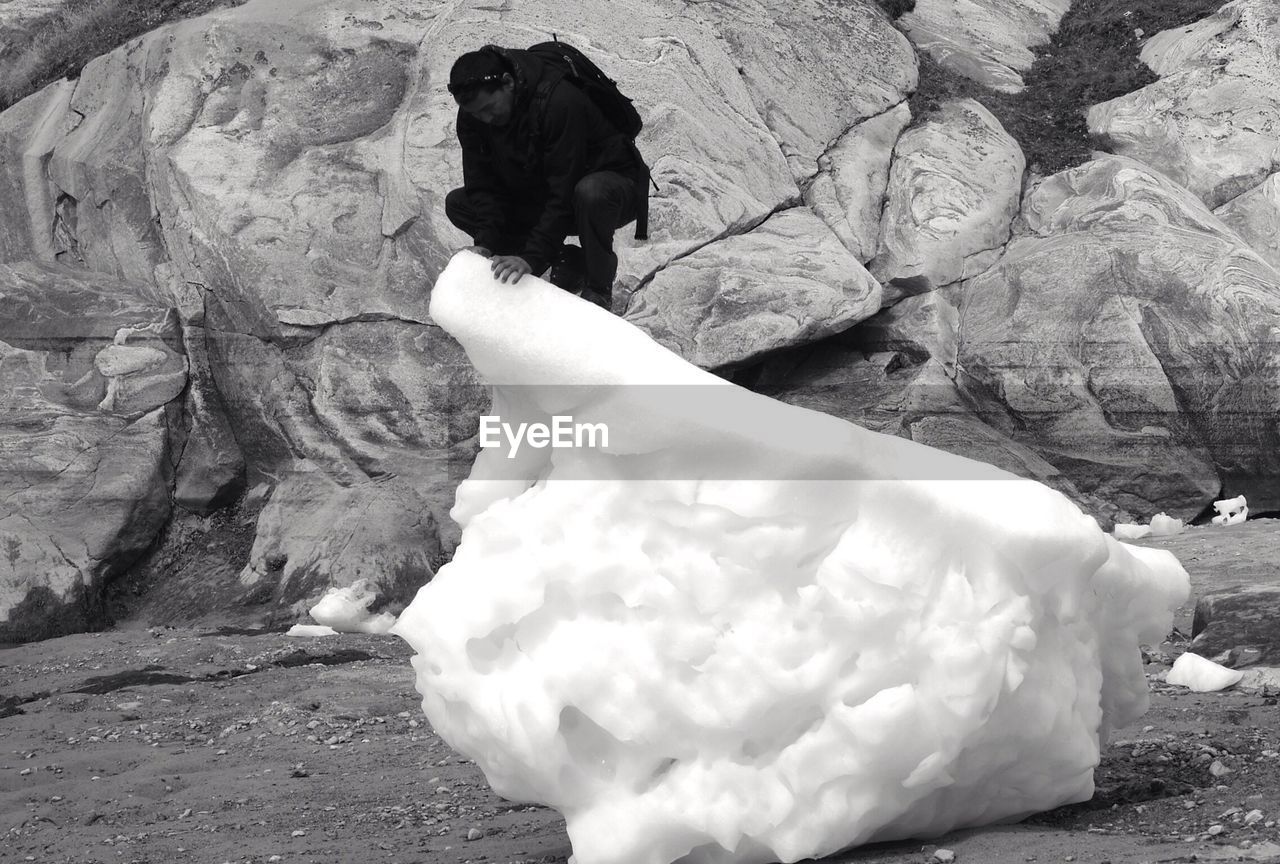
[
  {"left": 628, "top": 141, "right": 650, "bottom": 241},
  {"left": 525, "top": 71, "right": 563, "bottom": 166}
]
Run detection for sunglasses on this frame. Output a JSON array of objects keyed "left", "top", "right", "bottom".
[{"left": 447, "top": 73, "right": 505, "bottom": 97}]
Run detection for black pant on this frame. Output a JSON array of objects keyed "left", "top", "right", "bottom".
[{"left": 445, "top": 171, "right": 638, "bottom": 294}]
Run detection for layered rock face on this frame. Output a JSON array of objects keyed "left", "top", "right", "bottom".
[
  {"left": 1088, "top": 0, "right": 1280, "bottom": 209},
  {"left": 898, "top": 0, "right": 1071, "bottom": 92},
  {"left": 869, "top": 98, "right": 1025, "bottom": 295},
  {"left": 0, "top": 0, "right": 919, "bottom": 640},
  {"left": 765, "top": 0, "right": 1280, "bottom": 526},
  {"left": 0, "top": 262, "right": 185, "bottom": 643},
  {"left": 2, "top": 0, "right": 1279, "bottom": 640},
  {"left": 957, "top": 156, "right": 1279, "bottom": 518}
]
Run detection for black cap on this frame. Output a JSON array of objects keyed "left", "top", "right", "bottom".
[{"left": 448, "top": 49, "right": 508, "bottom": 99}]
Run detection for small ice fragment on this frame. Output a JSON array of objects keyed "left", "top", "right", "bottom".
[
  {"left": 1148, "top": 513, "right": 1184, "bottom": 536},
  {"left": 309, "top": 579, "right": 397, "bottom": 634},
  {"left": 286, "top": 624, "right": 340, "bottom": 637},
  {"left": 1211, "top": 495, "right": 1248, "bottom": 526},
  {"left": 1165, "top": 652, "right": 1244, "bottom": 691},
  {"left": 1114, "top": 512, "right": 1184, "bottom": 541},
  {"left": 1113, "top": 523, "right": 1152, "bottom": 540}
]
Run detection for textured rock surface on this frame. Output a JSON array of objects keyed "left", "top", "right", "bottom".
[
  {"left": 1191, "top": 584, "right": 1280, "bottom": 668},
  {"left": 237, "top": 471, "right": 442, "bottom": 616},
  {"left": 0, "top": 81, "right": 77, "bottom": 265},
  {"left": 149, "top": 9, "right": 444, "bottom": 324},
  {"left": 0, "top": 261, "right": 184, "bottom": 642},
  {"left": 761, "top": 291, "right": 965, "bottom": 439},
  {"left": 1087, "top": 0, "right": 1280, "bottom": 209},
  {"left": 898, "top": 0, "right": 1071, "bottom": 92},
  {"left": 5, "top": 0, "right": 1280, "bottom": 641},
  {"left": 870, "top": 99, "right": 1025, "bottom": 294},
  {"left": 684, "top": 0, "right": 918, "bottom": 182},
  {"left": 761, "top": 291, "right": 1104, "bottom": 517},
  {"left": 0, "top": 0, "right": 924, "bottom": 640},
  {"left": 404, "top": 0, "right": 917, "bottom": 289},
  {"left": 804, "top": 102, "right": 911, "bottom": 263},
  {"left": 1216, "top": 173, "right": 1280, "bottom": 271},
  {"left": 173, "top": 325, "right": 247, "bottom": 515},
  {"left": 957, "top": 156, "right": 1280, "bottom": 519},
  {"left": 624, "top": 209, "right": 882, "bottom": 368}
]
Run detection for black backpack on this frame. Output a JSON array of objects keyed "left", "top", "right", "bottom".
[
  {"left": 519, "top": 37, "right": 653, "bottom": 240},
  {"left": 525, "top": 38, "right": 643, "bottom": 139}
]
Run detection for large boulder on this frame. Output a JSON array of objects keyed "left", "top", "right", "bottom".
[
  {"left": 956, "top": 155, "right": 1280, "bottom": 519},
  {"left": 760, "top": 291, "right": 966, "bottom": 440},
  {"left": 870, "top": 99, "right": 1025, "bottom": 295},
  {"left": 898, "top": 0, "right": 1071, "bottom": 93},
  {"left": 687, "top": 0, "right": 918, "bottom": 181},
  {"left": 804, "top": 102, "right": 912, "bottom": 263},
  {"left": 0, "top": 81, "right": 77, "bottom": 265},
  {"left": 1087, "top": 0, "right": 1280, "bottom": 209},
  {"left": 237, "top": 470, "right": 442, "bottom": 616},
  {"left": 624, "top": 209, "right": 882, "bottom": 368},
  {"left": 1191, "top": 584, "right": 1280, "bottom": 668},
  {"left": 760, "top": 291, "right": 1106, "bottom": 518},
  {"left": 0, "top": 261, "right": 185, "bottom": 642},
  {"left": 1215, "top": 173, "right": 1280, "bottom": 271}
]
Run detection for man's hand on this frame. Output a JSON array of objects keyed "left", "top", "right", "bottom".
[
  {"left": 490, "top": 255, "right": 532, "bottom": 284},
  {"left": 463, "top": 245, "right": 493, "bottom": 258}
]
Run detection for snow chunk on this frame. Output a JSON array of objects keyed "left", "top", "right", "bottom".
[
  {"left": 309, "top": 579, "right": 396, "bottom": 634},
  {"left": 1113, "top": 512, "right": 1186, "bottom": 541},
  {"left": 1211, "top": 495, "right": 1248, "bottom": 526},
  {"left": 1166, "top": 652, "right": 1244, "bottom": 692},
  {"left": 1149, "top": 513, "right": 1186, "bottom": 536},
  {"left": 393, "top": 252, "right": 1192, "bottom": 864},
  {"left": 286, "top": 624, "right": 339, "bottom": 637},
  {"left": 1113, "top": 523, "right": 1152, "bottom": 541}
]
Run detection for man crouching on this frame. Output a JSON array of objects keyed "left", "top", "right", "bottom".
[{"left": 445, "top": 46, "right": 648, "bottom": 311}]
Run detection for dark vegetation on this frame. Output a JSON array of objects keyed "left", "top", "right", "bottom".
[
  {"left": 0, "top": 0, "right": 247, "bottom": 113},
  {"left": 874, "top": 0, "right": 916, "bottom": 19},
  {"left": 905, "top": 0, "right": 1228, "bottom": 174}
]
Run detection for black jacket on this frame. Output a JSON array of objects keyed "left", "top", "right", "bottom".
[{"left": 455, "top": 47, "right": 646, "bottom": 275}]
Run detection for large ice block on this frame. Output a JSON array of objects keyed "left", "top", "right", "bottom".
[{"left": 392, "top": 251, "right": 1189, "bottom": 864}]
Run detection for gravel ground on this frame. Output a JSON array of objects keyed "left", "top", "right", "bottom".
[{"left": 2, "top": 521, "right": 1278, "bottom": 864}]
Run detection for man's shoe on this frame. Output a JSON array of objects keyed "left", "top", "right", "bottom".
[{"left": 580, "top": 287, "right": 612, "bottom": 310}]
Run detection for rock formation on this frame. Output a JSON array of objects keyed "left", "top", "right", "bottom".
[
  {"left": 1087, "top": 0, "right": 1280, "bottom": 209},
  {"left": 0, "top": 261, "right": 185, "bottom": 642},
  {"left": 1, "top": 0, "right": 1279, "bottom": 640},
  {"left": 897, "top": 0, "right": 1072, "bottom": 92},
  {"left": 869, "top": 98, "right": 1025, "bottom": 295}
]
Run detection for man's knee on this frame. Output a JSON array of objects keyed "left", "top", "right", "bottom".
[
  {"left": 444, "top": 187, "right": 470, "bottom": 227},
  {"left": 573, "top": 173, "right": 620, "bottom": 211}
]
